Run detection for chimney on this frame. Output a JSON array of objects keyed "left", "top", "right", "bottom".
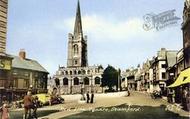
[{"left": 19, "top": 49, "right": 26, "bottom": 59}]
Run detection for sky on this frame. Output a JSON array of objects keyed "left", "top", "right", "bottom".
[{"left": 6, "top": 0, "right": 184, "bottom": 75}]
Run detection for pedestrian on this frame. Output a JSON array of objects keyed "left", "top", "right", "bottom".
[
  {"left": 182, "top": 87, "right": 188, "bottom": 110},
  {"left": 90, "top": 92, "right": 94, "bottom": 103},
  {"left": 186, "top": 91, "right": 190, "bottom": 111},
  {"left": 1, "top": 103, "right": 9, "bottom": 119},
  {"left": 31, "top": 96, "right": 39, "bottom": 119},
  {"left": 86, "top": 92, "right": 90, "bottom": 103},
  {"left": 23, "top": 91, "right": 33, "bottom": 119}
]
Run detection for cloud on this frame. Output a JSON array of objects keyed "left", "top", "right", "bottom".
[{"left": 54, "top": 14, "right": 156, "bottom": 42}]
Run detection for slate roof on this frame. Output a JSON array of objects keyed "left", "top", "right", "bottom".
[
  {"left": 8, "top": 54, "right": 48, "bottom": 73},
  {"left": 166, "top": 51, "right": 178, "bottom": 68}
]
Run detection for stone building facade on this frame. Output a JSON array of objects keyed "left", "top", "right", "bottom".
[
  {"left": 0, "top": 0, "right": 49, "bottom": 103},
  {"left": 54, "top": 1, "right": 103, "bottom": 94},
  {"left": 0, "top": 0, "right": 7, "bottom": 55},
  {"left": 182, "top": 0, "right": 190, "bottom": 69}
]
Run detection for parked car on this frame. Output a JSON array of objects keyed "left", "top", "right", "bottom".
[
  {"left": 33, "top": 93, "right": 51, "bottom": 106},
  {"left": 50, "top": 96, "right": 64, "bottom": 105}
]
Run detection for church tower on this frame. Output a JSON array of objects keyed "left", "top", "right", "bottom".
[{"left": 67, "top": 0, "right": 88, "bottom": 68}]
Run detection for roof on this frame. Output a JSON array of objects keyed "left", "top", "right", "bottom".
[
  {"left": 8, "top": 55, "right": 48, "bottom": 73},
  {"left": 166, "top": 51, "right": 177, "bottom": 68}
]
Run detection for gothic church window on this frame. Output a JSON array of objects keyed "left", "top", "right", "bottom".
[
  {"left": 87, "top": 70, "right": 90, "bottom": 74},
  {"left": 74, "top": 77, "right": 79, "bottom": 85},
  {"left": 78, "top": 70, "right": 81, "bottom": 74},
  {"left": 84, "top": 77, "right": 89, "bottom": 85},
  {"left": 74, "top": 60, "right": 78, "bottom": 65},
  {"left": 55, "top": 78, "right": 60, "bottom": 87},
  {"left": 65, "top": 71, "right": 68, "bottom": 75},
  {"left": 74, "top": 70, "right": 77, "bottom": 75},
  {"left": 70, "top": 71, "right": 72, "bottom": 75},
  {"left": 95, "top": 77, "right": 101, "bottom": 85},
  {"left": 73, "top": 44, "right": 79, "bottom": 56},
  {"left": 63, "top": 78, "right": 68, "bottom": 85}
]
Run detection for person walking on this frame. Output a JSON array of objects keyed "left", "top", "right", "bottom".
[
  {"left": 182, "top": 87, "right": 188, "bottom": 110},
  {"left": 90, "top": 92, "right": 94, "bottom": 103},
  {"left": 23, "top": 91, "right": 32, "bottom": 119},
  {"left": 1, "top": 103, "right": 9, "bottom": 119},
  {"left": 31, "top": 96, "right": 39, "bottom": 119},
  {"left": 86, "top": 92, "right": 90, "bottom": 103}
]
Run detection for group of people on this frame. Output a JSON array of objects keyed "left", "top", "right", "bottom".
[
  {"left": 86, "top": 92, "right": 94, "bottom": 103},
  {"left": 0, "top": 91, "right": 39, "bottom": 119},
  {"left": 23, "top": 91, "right": 39, "bottom": 119}
]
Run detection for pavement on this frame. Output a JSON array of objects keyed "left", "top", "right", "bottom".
[{"left": 37, "top": 91, "right": 190, "bottom": 119}]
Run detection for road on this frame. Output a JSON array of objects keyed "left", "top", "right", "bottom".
[
  {"left": 37, "top": 91, "right": 189, "bottom": 119},
  {"left": 8, "top": 91, "right": 189, "bottom": 119}
]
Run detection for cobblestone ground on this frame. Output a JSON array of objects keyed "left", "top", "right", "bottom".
[{"left": 38, "top": 91, "right": 189, "bottom": 119}]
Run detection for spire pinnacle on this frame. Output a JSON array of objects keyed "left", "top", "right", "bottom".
[{"left": 74, "top": 0, "right": 83, "bottom": 36}]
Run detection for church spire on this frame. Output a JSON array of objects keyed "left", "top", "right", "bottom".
[{"left": 74, "top": 0, "right": 83, "bottom": 36}]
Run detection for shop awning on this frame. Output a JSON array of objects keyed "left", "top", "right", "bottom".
[
  {"left": 168, "top": 68, "right": 190, "bottom": 88},
  {"left": 182, "top": 76, "right": 190, "bottom": 85}
]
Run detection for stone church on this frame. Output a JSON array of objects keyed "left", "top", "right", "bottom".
[{"left": 54, "top": 1, "right": 104, "bottom": 94}]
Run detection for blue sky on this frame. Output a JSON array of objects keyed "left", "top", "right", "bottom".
[{"left": 7, "top": 0, "right": 184, "bottom": 75}]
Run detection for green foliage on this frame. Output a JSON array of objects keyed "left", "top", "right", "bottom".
[{"left": 101, "top": 65, "right": 119, "bottom": 91}]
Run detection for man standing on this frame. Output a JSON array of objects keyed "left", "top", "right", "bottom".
[
  {"left": 90, "top": 92, "right": 94, "bottom": 103},
  {"left": 86, "top": 92, "right": 90, "bottom": 103},
  {"left": 182, "top": 87, "right": 188, "bottom": 110},
  {"left": 23, "top": 91, "right": 32, "bottom": 119}
]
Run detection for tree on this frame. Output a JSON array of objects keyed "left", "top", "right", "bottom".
[{"left": 101, "top": 65, "right": 119, "bottom": 92}]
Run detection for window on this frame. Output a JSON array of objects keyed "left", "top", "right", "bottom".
[
  {"left": 73, "top": 44, "right": 79, "bottom": 55},
  {"left": 74, "top": 60, "right": 78, "bottom": 65},
  {"left": 24, "top": 79, "right": 28, "bottom": 88},
  {"left": 161, "top": 64, "right": 166, "bottom": 68},
  {"left": 74, "top": 77, "right": 79, "bottom": 85},
  {"left": 82, "top": 70, "right": 86, "bottom": 74},
  {"left": 95, "top": 77, "right": 101, "bottom": 85},
  {"left": 63, "top": 78, "right": 68, "bottom": 85},
  {"left": 78, "top": 70, "right": 81, "bottom": 74},
  {"left": 84, "top": 77, "right": 89, "bottom": 85},
  {"left": 162, "top": 72, "right": 166, "bottom": 79},
  {"left": 87, "top": 70, "right": 90, "bottom": 74},
  {"left": 65, "top": 71, "right": 68, "bottom": 75},
  {"left": 74, "top": 70, "right": 77, "bottom": 75},
  {"left": 70, "top": 71, "right": 72, "bottom": 75},
  {"left": 55, "top": 78, "right": 60, "bottom": 86}
]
